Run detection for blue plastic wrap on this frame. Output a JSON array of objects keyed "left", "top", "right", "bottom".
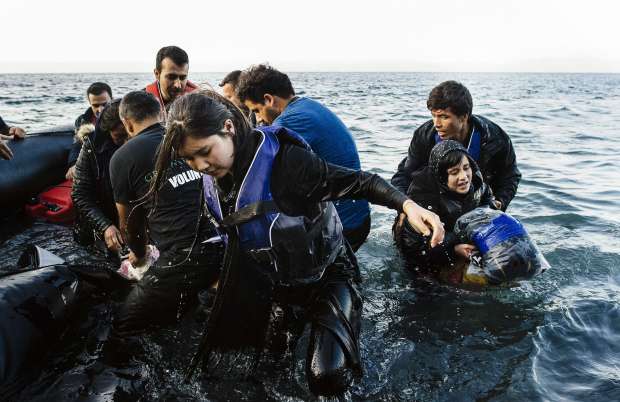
[{"left": 454, "top": 208, "right": 550, "bottom": 285}]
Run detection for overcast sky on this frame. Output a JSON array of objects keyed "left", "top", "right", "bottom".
[{"left": 1, "top": 0, "right": 619, "bottom": 73}]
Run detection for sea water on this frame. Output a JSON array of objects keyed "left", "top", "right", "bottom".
[{"left": 1, "top": 72, "right": 619, "bottom": 401}]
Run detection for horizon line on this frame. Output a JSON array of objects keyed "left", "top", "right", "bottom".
[{"left": 1, "top": 70, "right": 619, "bottom": 75}]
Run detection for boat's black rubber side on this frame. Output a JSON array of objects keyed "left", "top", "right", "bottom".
[{"left": 0, "top": 125, "right": 74, "bottom": 213}]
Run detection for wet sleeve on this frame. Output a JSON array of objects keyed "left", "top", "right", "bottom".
[
  {"left": 390, "top": 131, "right": 427, "bottom": 194},
  {"left": 71, "top": 143, "right": 113, "bottom": 234},
  {"left": 276, "top": 145, "right": 409, "bottom": 212},
  {"left": 67, "top": 141, "right": 82, "bottom": 167},
  {"left": 0, "top": 115, "right": 10, "bottom": 134},
  {"left": 489, "top": 129, "right": 521, "bottom": 210}
]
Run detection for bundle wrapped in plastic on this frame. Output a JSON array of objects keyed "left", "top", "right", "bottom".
[
  {"left": 117, "top": 245, "right": 160, "bottom": 281},
  {"left": 454, "top": 208, "right": 550, "bottom": 286}
]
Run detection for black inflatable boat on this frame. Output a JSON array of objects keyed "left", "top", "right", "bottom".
[{"left": 0, "top": 126, "right": 73, "bottom": 216}]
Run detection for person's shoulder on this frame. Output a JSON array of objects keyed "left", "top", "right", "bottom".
[
  {"left": 414, "top": 119, "right": 435, "bottom": 134},
  {"left": 411, "top": 119, "right": 436, "bottom": 144},
  {"left": 473, "top": 115, "right": 506, "bottom": 135}
]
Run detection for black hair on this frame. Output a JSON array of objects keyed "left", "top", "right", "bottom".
[
  {"left": 427, "top": 80, "right": 473, "bottom": 117},
  {"left": 438, "top": 149, "right": 470, "bottom": 184},
  {"left": 146, "top": 90, "right": 251, "bottom": 205},
  {"left": 120, "top": 91, "right": 161, "bottom": 123},
  {"left": 236, "top": 64, "right": 295, "bottom": 104},
  {"left": 155, "top": 46, "right": 189, "bottom": 71},
  {"left": 86, "top": 82, "right": 112, "bottom": 98},
  {"left": 219, "top": 70, "right": 242, "bottom": 87},
  {"left": 98, "top": 98, "right": 123, "bottom": 133}
]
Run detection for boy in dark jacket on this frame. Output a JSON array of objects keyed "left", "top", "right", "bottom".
[
  {"left": 391, "top": 81, "right": 520, "bottom": 212},
  {"left": 395, "top": 140, "right": 494, "bottom": 283}
]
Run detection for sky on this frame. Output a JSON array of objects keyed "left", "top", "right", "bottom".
[{"left": 1, "top": 0, "right": 619, "bottom": 73}]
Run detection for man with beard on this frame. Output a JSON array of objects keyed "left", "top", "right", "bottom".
[
  {"left": 145, "top": 46, "right": 198, "bottom": 121},
  {"left": 219, "top": 70, "right": 257, "bottom": 125},
  {"left": 66, "top": 82, "right": 113, "bottom": 179},
  {"left": 237, "top": 64, "right": 371, "bottom": 251}
]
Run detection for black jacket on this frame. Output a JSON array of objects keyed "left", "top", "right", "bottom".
[
  {"left": 396, "top": 141, "right": 494, "bottom": 270},
  {"left": 0, "top": 115, "right": 10, "bottom": 134},
  {"left": 71, "top": 121, "right": 120, "bottom": 238},
  {"left": 67, "top": 108, "right": 95, "bottom": 167},
  {"left": 391, "top": 115, "right": 520, "bottom": 210}
]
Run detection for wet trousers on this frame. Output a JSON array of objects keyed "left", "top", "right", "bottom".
[
  {"left": 112, "top": 244, "right": 223, "bottom": 338},
  {"left": 275, "top": 247, "right": 363, "bottom": 396}
]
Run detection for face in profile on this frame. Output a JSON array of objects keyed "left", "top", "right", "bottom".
[
  {"left": 109, "top": 123, "right": 129, "bottom": 146},
  {"left": 431, "top": 108, "right": 468, "bottom": 141},
  {"left": 446, "top": 155, "right": 472, "bottom": 194},
  {"left": 244, "top": 96, "right": 281, "bottom": 125},
  {"left": 88, "top": 92, "right": 111, "bottom": 117},
  {"left": 178, "top": 120, "right": 236, "bottom": 178},
  {"left": 155, "top": 58, "right": 189, "bottom": 103}
]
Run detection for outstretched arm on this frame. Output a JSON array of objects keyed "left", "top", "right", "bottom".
[{"left": 274, "top": 145, "right": 444, "bottom": 246}]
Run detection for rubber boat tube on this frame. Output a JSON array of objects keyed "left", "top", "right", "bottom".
[
  {"left": 0, "top": 125, "right": 74, "bottom": 213},
  {"left": 0, "top": 246, "right": 78, "bottom": 397}
]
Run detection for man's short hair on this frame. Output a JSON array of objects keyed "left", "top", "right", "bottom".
[
  {"left": 86, "top": 82, "right": 112, "bottom": 98},
  {"left": 155, "top": 46, "right": 189, "bottom": 71},
  {"left": 219, "top": 70, "right": 242, "bottom": 88},
  {"left": 236, "top": 64, "right": 295, "bottom": 104},
  {"left": 427, "top": 81, "right": 473, "bottom": 117},
  {"left": 120, "top": 91, "right": 161, "bottom": 123}
]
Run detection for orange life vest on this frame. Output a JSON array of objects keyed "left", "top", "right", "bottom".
[{"left": 145, "top": 80, "right": 198, "bottom": 120}]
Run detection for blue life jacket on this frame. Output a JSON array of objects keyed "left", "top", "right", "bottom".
[
  {"left": 203, "top": 126, "right": 345, "bottom": 285},
  {"left": 434, "top": 128, "right": 481, "bottom": 162}
]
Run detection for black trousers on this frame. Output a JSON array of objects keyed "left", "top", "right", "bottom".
[
  {"left": 275, "top": 246, "right": 363, "bottom": 397},
  {"left": 112, "top": 244, "right": 223, "bottom": 338}
]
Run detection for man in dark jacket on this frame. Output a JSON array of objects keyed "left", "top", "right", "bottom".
[
  {"left": 391, "top": 80, "right": 521, "bottom": 212},
  {"left": 71, "top": 99, "right": 128, "bottom": 254},
  {"left": 66, "top": 82, "right": 113, "bottom": 179}
]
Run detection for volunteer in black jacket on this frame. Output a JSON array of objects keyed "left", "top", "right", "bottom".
[
  {"left": 148, "top": 90, "right": 444, "bottom": 397},
  {"left": 391, "top": 80, "right": 520, "bottom": 213},
  {"left": 71, "top": 99, "right": 128, "bottom": 253},
  {"left": 396, "top": 140, "right": 494, "bottom": 283},
  {"left": 109, "top": 91, "right": 222, "bottom": 336}
]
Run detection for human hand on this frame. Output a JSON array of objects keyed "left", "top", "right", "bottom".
[
  {"left": 0, "top": 138, "right": 13, "bottom": 160},
  {"left": 491, "top": 199, "right": 503, "bottom": 210},
  {"left": 402, "top": 199, "right": 445, "bottom": 247},
  {"left": 9, "top": 126, "right": 26, "bottom": 139},
  {"left": 454, "top": 243, "right": 477, "bottom": 260},
  {"left": 128, "top": 250, "right": 147, "bottom": 267},
  {"left": 103, "top": 225, "right": 124, "bottom": 252},
  {"left": 65, "top": 165, "right": 76, "bottom": 180}
]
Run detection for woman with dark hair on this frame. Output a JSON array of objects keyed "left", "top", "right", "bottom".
[
  {"left": 147, "top": 90, "right": 443, "bottom": 396},
  {"left": 395, "top": 140, "right": 494, "bottom": 283},
  {"left": 72, "top": 99, "right": 128, "bottom": 254}
]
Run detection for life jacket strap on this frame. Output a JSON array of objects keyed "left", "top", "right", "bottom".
[{"left": 220, "top": 200, "right": 279, "bottom": 228}]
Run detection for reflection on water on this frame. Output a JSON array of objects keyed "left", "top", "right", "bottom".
[{"left": 1, "top": 72, "right": 620, "bottom": 401}]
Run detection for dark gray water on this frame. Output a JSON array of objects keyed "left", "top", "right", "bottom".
[{"left": 1, "top": 72, "right": 620, "bottom": 401}]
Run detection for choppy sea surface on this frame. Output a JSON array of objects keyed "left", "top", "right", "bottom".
[{"left": 1, "top": 72, "right": 620, "bottom": 401}]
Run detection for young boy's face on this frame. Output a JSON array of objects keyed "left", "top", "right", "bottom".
[{"left": 446, "top": 155, "right": 472, "bottom": 194}]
